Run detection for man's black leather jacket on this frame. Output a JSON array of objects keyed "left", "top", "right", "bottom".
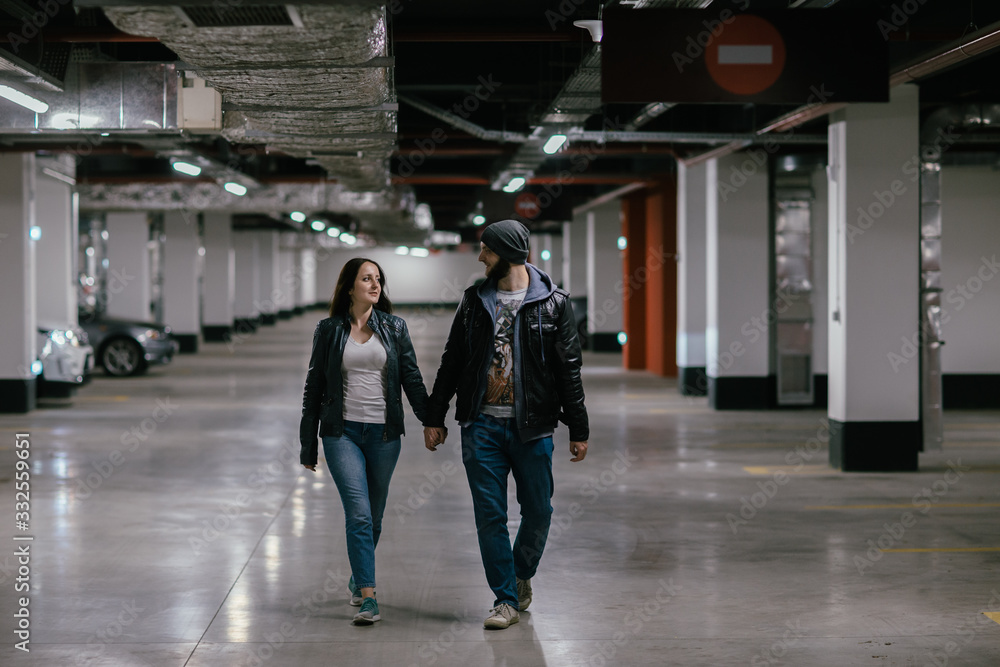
[
  {"left": 299, "top": 309, "right": 428, "bottom": 466},
  {"left": 425, "top": 264, "right": 589, "bottom": 444}
]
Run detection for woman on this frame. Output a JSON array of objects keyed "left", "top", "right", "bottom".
[{"left": 299, "top": 257, "right": 430, "bottom": 625}]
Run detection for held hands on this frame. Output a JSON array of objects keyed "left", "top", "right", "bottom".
[
  {"left": 423, "top": 426, "right": 448, "bottom": 451},
  {"left": 569, "top": 441, "right": 588, "bottom": 462}
]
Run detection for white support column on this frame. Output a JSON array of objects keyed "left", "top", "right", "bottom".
[
  {"left": 586, "top": 200, "right": 624, "bottom": 351},
  {"left": 939, "top": 165, "right": 1000, "bottom": 406},
  {"left": 827, "top": 83, "right": 921, "bottom": 471},
  {"left": 565, "top": 215, "right": 588, "bottom": 298},
  {"left": 314, "top": 239, "right": 339, "bottom": 311},
  {"left": 677, "top": 161, "right": 708, "bottom": 396},
  {"left": 202, "top": 213, "right": 234, "bottom": 342},
  {"left": 296, "top": 233, "right": 316, "bottom": 312},
  {"left": 35, "top": 157, "right": 77, "bottom": 326},
  {"left": 277, "top": 232, "right": 297, "bottom": 318},
  {"left": 706, "top": 151, "right": 770, "bottom": 409},
  {"left": 104, "top": 212, "right": 152, "bottom": 322},
  {"left": 233, "top": 231, "right": 260, "bottom": 332},
  {"left": 810, "top": 166, "right": 830, "bottom": 402},
  {"left": 256, "top": 231, "right": 280, "bottom": 324},
  {"left": 545, "top": 231, "right": 564, "bottom": 289},
  {"left": 162, "top": 211, "right": 201, "bottom": 353},
  {"left": 0, "top": 154, "right": 37, "bottom": 412},
  {"left": 530, "top": 233, "right": 557, "bottom": 281}
]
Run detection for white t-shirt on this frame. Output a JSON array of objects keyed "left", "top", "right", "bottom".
[{"left": 342, "top": 332, "right": 388, "bottom": 423}]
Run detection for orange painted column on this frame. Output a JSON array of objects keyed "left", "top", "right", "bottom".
[
  {"left": 644, "top": 176, "right": 679, "bottom": 377},
  {"left": 621, "top": 192, "right": 647, "bottom": 369}
]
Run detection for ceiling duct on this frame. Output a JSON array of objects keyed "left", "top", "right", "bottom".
[{"left": 98, "top": 3, "right": 396, "bottom": 193}]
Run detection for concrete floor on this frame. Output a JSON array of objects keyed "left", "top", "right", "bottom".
[{"left": 1, "top": 308, "right": 999, "bottom": 666}]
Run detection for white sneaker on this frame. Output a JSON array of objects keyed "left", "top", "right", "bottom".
[
  {"left": 517, "top": 577, "right": 532, "bottom": 611},
  {"left": 484, "top": 603, "right": 519, "bottom": 629}
]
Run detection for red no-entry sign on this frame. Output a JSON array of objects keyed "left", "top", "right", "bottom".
[
  {"left": 705, "top": 14, "right": 786, "bottom": 96},
  {"left": 601, "top": 9, "right": 887, "bottom": 104}
]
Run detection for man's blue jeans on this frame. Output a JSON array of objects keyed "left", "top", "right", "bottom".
[
  {"left": 461, "top": 413, "right": 554, "bottom": 609},
  {"left": 322, "top": 421, "right": 401, "bottom": 590}
]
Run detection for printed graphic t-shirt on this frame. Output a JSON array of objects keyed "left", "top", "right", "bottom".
[{"left": 480, "top": 288, "right": 527, "bottom": 419}]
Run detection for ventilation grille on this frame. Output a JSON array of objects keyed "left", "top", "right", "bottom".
[{"left": 181, "top": 5, "right": 293, "bottom": 28}]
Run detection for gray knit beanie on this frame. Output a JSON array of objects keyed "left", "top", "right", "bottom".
[{"left": 481, "top": 219, "right": 530, "bottom": 265}]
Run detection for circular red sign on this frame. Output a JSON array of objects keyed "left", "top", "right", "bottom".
[
  {"left": 514, "top": 192, "right": 541, "bottom": 219},
  {"left": 706, "top": 15, "right": 786, "bottom": 96}
]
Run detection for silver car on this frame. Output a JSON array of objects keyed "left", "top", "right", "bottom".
[
  {"left": 36, "top": 323, "right": 95, "bottom": 396},
  {"left": 77, "top": 315, "right": 178, "bottom": 377}
]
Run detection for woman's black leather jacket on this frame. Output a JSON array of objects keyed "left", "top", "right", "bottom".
[{"left": 299, "top": 309, "right": 428, "bottom": 466}]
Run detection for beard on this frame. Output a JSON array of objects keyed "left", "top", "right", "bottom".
[{"left": 487, "top": 257, "right": 512, "bottom": 282}]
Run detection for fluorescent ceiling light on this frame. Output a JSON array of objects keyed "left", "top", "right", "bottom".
[
  {"left": 223, "top": 182, "right": 247, "bottom": 196},
  {"left": 29, "top": 226, "right": 41, "bottom": 240},
  {"left": 310, "top": 220, "right": 326, "bottom": 232},
  {"left": 540, "top": 249, "right": 551, "bottom": 261},
  {"left": 473, "top": 214, "right": 486, "bottom": 226},
  {"left": 502, "top": 177, "right": 526, "bottom": 193},
  {"left": 339, "top": 232, "right": 356, "bottom": 245},
  {"left": 0, "top": 85, "right": 48, "bottom": 114},
  {"left": 290, "top": 211, "right": 306, "bottom": 223},
  {"left": 542, "top": 134, "right": 568, "bottom": 155},
  {"left": 409, "top": 247, "right": 430, "bottom": 257},
  {"left": 395, "top": 246, "right": 409, "bottom": 255},
  {"left": 326, "top": 227, "right": 341, "bottom": 237},
  {"left": 171, "top": 161, "right": 202, "bottom": 176}
]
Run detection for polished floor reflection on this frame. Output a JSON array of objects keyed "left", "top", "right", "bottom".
[{"left": 1, "top": 309, "right": 999, "bottom": 666}]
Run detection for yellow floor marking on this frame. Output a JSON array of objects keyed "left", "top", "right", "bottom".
[
  {"left": 743, "top": 465, "right": 832, "bottom": 475},
  {"left": 984, "top": 612, "right": 1000, "bottom": 626},
  {"left": 76, "top": 395, "right": 130, "bottom": 402},
  {"left": 881, "top": 547, "right": 1000, "bottom": 553},
  {"left": 806, "top": 503, "right": 1000, "bottom": 510}
]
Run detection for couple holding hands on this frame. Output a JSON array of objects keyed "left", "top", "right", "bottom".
[{"left": 299, "top": 219, "right": 590, "bottom": 629}]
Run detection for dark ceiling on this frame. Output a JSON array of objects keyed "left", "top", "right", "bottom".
[{"left": 2, "top": 0, "right": 999, "bottom": 239}]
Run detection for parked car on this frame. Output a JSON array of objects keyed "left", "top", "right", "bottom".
[
  {"left": 36, "top": 323, "right": 95, "bottom": 397},
  {"left": 78, "top": 314, "right": 178, "bottom": 377}
]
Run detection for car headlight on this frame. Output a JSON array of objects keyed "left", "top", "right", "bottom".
[
  {"left": 145, "top": 329, "right": 162, "bottom": 340},
  {"left": 50, "top": 330, "right": 66, "bottom": 345},
  {"left": 72, "top": 327, "right": 88, "bottom": 345}
]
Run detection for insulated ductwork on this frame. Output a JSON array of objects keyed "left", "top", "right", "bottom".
[
  {"left": 99, "top": 3, "right": 395, "bottom": 192},
  {"left": 920, "top": 104, "right": 1000, "bottom": 161}
]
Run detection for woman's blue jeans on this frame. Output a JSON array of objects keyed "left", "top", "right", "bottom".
[
  {"left": 461, "top": 413, "right": 554, "bottom": 609},
  {"left": 322, "top": 421, "right": 401, "bottom": 590}
]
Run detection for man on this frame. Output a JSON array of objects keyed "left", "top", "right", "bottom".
[{"left": 423, "top": 219, "right": 590, "bottom": 630}]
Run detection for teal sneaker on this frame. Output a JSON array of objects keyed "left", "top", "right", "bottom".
[
  {"left": 348, "top": 576, "right": 362, "bottom": 607},
  {"left": 353, "top": 597, "right": 380, "bottom": 625}
]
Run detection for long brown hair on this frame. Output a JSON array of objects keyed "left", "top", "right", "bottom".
[{"left": 328, "top": 257, "right": 393, "bottom": 317}]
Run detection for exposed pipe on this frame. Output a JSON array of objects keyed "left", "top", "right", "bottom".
[
  {"left": 572, "top": 181, "right": 654, "bottom": 216},
  {"left": 624, "top": 102, "right": 677, "bottom": 131},
  {"left": 392, "top": 29, "right": 578, "bottom": 42},
  {"left": 398, "top": 95, "right": 529, "bottom": 144},
  {"left": 579, "top": 130, "right": 828, "bottom": 144},
  {"left": 682, "top": 19, "right": 1000, "bottom": 166},
  {"left": 391, "top": 174, "right": 653, "bottom": 186}
]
